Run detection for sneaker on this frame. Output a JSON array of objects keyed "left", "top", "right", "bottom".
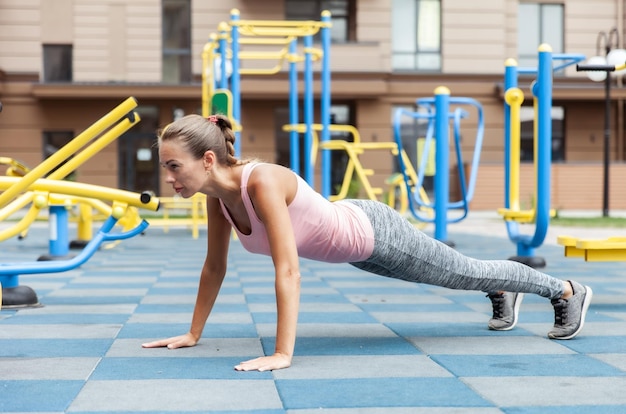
[
  {"left": 487, "top": 291, "right": 524, "bottom": 331},
  {"left": 548, "top": 280, "right": 593, "bottom": 340}
]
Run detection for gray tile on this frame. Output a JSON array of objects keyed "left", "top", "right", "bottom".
[
  {"left": 46, "top": 288, "right": 148, "bottom": 297},
  {"left": 127, "top": 312, "right": 252, "bottom": 324},
  {"left": 592, "top": 353, "right": 626, "bottom": 371},
  {"left": 249, "top": 302, "right": 362, "bottom": 313},
  {"left": 288, "top": 409, "right": 504, "bottom": 414},
  {"left": 0, "top": 357, "right": 100, "bottom": 380},
  {"left": 140, "top": 294, "right": 245, "bottom": 305},
  {"left": 17, "top": 304, "right": 137, "bottom": 315},
  {"left": 256, "top": 323, "right": 398, "bottom": 338},
  {"left": 274, "top": 355, "right": 453, "bottom": 379},
  {"left": 68, "top": 276, "right": 157, "bottom": 284},
  {"left": 0, "top": 324, "right": 121, "bottom": 339},
  {"left": 68, "top": 379, "right": 282, "bottom": 411},
  {"left": 408, "top": 336, "right": 575, "bottom": 355},
  {"left": 463, "top": 376, "right": 626, "bottom": 406},
  {"left": 372, "top": 311, "right": 488, "bottom": 324},
  {"left": 107, "top": 338, "right": 264, "bottom": 357},
  {"left": 345, "top": 294, "right": 454, "bottom": 305}
]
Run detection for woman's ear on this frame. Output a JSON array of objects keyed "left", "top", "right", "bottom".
[{"left": 203, "top": 150, "right": 216, "bottom": 170}]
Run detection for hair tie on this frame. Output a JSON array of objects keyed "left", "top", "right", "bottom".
[{"left": 207, "top": 115, "right": 218, "bottom": 124}]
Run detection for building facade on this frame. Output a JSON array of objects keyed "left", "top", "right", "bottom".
[{"left": 1, "top": 0, "right": 626, "bottom": 211}]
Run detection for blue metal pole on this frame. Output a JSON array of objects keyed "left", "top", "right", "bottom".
[
  {"left": 320, "top": 11, "right": 332, "bottom": 199},
  {"left": 48, "top": 204, "right": 69, "bottom": 257},
  {"left": 531, "top": 44, "right": 553, "bottom": 248},
  {"left": 217, "top": 26, "right": 229, "bottom": 90},
  {"left": 230, "top": 9, "right": 241, "bottom": 157},
  {"left": 503, "top": 60, "right": 517, "bottom": 211},
  {"left": 288, "top": 39, "right": 300, "bottom": 175},
  {"left": 303, "top": 34, "right": 314, "bottom": 186},
  {"left": 433, "top": 87, "right": 451, "bottom": 242}
]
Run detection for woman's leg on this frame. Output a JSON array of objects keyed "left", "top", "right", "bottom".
[
  {"left": 347, "top": 200, "right": 563, "bottom": 299},
  {"left": 346, "top": 200, "right": 592, "bottom": 340}
]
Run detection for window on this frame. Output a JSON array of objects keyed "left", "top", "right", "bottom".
[
  {"left": 519, "top": 106, "right": 565, "bottom": 162},
  {"left": 285, "top": 0, "right": 355, "bottom": 42},
  {"left": 42, "top": 45, "right": 72, "bottom": 82},
  {"left": 518, "top": 3, "right": 564, "bottom": 68},
  {"left": 43, "top": 131, "right": 75, "bottom": 179},
  {"left": 162, "top": 0, "right": 191, "bottom": 83},
  {"left": 391, "top": 0, "right": 441, "bottom": 71}
]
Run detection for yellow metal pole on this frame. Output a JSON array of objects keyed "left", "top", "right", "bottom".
[
  {"left": 76, "top": 202, "right": 94, "bottom": 242},
  {"left": 504, "top": 87, "right": 524, "bottom": 211},
  {"left": 0, "top": 192, "right": 48, "bottom": 241},
  {"left": 0, "top": 177, "right": 160, "bottom": 211},
  {"left": 202, "top": 34, "right": 218, "bottom": 117}
]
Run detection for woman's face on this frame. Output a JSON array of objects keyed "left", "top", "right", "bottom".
[{"left": 159, "top": 140, "right": 206, "bottom": 198}]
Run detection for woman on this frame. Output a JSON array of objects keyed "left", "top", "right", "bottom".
[{"left": 142, "top": 114, "right": 592, "bottom": 372}]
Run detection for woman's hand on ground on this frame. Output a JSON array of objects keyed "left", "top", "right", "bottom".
[
  {"left": 141, "top": 333, "right": 198, "bottom": 349},
  {"left": 234, "top": 353, "right": 291, "bottom": 372}
]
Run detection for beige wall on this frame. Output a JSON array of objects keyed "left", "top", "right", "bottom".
[
  {"left": 2, "top": 0, "right": 626, "bottom": 211},
  {"left": 2, "top": 0, "right": 625, "bottom": 79}
]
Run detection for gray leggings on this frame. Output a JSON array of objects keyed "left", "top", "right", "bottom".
[{"left": 346, "top": 200, "right": 564, "bottom": 300}]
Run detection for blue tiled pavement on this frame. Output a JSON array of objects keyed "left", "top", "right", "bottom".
[{"left": 2, "top": 218, "right": 626, "bottom": 413}]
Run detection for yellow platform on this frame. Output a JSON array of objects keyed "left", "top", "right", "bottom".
[{"left": 558, "top": 235, "right": 626, "bottom": 262}]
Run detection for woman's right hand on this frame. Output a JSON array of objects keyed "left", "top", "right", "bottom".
[{"left": 141, "top": 332, "right": 198, "bottom": 349}]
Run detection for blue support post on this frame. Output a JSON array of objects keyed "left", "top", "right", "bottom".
[
  {"left": 230, "top": 9, "right": 242, "bottom": 157},
  {"left": 217, "top": 25, "right": 229, "bottom": 90},
  {"left": 47, "top": 205, "right": 70, "bottom": 257},
  {"left": 289, "top": 39, "right": 300, "bottom": 175},
  {"left": 303, "top": 34, "right": 314, "bottom": 186},
  {"left": 433, "top": 87, "right": 451, "bottom": 243},
  {"left": 531, "top": 44, "right": 553, "bottom": 249},
  {"left": 320, "top": 11, "right": 332, "bottom": 199}
]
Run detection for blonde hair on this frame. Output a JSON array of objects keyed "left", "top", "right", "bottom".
[{"left": 157, "top": 114, "right": 248, "bottom": 166}]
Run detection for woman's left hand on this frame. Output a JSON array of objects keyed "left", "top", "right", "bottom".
[{"left": 234, "top": 353, "right": 292, "bottom": 372}]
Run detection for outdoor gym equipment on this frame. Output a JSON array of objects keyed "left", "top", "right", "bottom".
[
  {"left": 555, "top": 61, "right": 626, "bottom": 262},
  {"left": 0, "top": 98, "right": 142, "bottom": 249},
  {"left": 498, "top": 45, "right": 585, "bottom": 267},
  {"left": 282, "top": 123, "right": 431, "bottom": 220},
  {"left": 203, "top": 9, "right": 334, "bottom": 197},
  {"left": 0, "top": 177, "right": 159, "bottom": 308},
  {"left": 393, "top": 87, "right": 485, "bottom": 244},
  {"left": 0, "top": 157, "right": 143, "bottom": 248},
  {"left": 0, "top": 97, "right": 160, "bottom": 307}
]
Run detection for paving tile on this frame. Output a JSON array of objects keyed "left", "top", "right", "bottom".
[
  {"left": 2, "top": 222, "right": 626, "bottom": 412},
  {"left": 67, "top": 379, "right": 283, "bottom": 412}
]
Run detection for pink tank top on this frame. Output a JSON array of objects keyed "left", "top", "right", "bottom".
[{"left": 219, "top": 163, "right": 374, "bottom": 263}]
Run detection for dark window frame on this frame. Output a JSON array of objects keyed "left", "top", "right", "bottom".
[
  {"left": 162, "top": 0, "right": 192, "bottom": 83},
  {"left": 285, "top": 0, "right": 356, "bottom": 43},
  {"left": 519, "top": 105, "right": 565, "bottom": 162},
  {"left": 42, "top": 44, "right": 73, "bottom": 82}
]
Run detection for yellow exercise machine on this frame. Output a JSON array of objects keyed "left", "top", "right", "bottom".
[{"left": 0, "top": 98, "right": 143, "bottom": 244}]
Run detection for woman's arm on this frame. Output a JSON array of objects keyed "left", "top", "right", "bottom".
[
  {"left": 234, "top": 166, "right": 301, "bottom": 372},
  {"left": 142, "top": 196, "right": 232, "bottom": 349}
]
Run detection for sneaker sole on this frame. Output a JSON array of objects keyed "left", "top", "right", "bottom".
[
  {"left": 489, "top": 292, "right": 524, "bottom": 331},
  {"left": 548, "top": 285, "right": 593, "bottom": 340}
]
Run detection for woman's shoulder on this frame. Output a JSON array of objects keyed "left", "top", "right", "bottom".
[
  {"left": 247, "top": 163, "right": 300, "bottom": 200},
  {"left": 249, "top": 162, "right": 296, "bottom": 180}
]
